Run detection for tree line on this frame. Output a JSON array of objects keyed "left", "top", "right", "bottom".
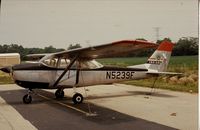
[
  {"left": 0, "top": 45, "right": 65, "bottom": 60},
  {"left": 128, "top": 37, "right": 198, "bottom": 57},
  {"left": 0, "top": 37, "right": 198, "bottom": 60}
]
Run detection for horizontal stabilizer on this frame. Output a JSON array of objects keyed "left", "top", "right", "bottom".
[{"left": 146, "top": 71, "right": 182, "bottom": 76}]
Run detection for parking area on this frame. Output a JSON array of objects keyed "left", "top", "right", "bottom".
[{"left": 0, "top": 84, "right": 198, "bottom": 130}]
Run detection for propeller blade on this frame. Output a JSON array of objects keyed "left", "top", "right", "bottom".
[{"left": 0, "top": 66, "right": 12, "bottom": 73}]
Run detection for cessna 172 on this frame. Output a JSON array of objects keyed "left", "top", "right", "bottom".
[{"left": 0, "top": 40, "right": 178, "bottom": 104}]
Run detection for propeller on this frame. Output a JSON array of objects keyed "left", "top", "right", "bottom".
[{"left": 0, "top": 66, "right": 12, "bottom": 73}]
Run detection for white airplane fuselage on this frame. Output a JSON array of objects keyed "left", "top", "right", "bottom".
[{"left": 12, "top": 63, "right": 149, "bottom": 89}]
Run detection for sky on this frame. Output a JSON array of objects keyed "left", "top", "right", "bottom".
[{"left": 0, "top": 0, "right": 198, "bottom": 48}]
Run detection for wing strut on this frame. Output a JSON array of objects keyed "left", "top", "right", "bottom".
[{"left": 53, "top": 55, "right": 78, "bottom": 87}]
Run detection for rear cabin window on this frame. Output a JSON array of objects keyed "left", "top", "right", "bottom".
[{"left": 79, "top": 60, "right": 102, "bottom": 69}]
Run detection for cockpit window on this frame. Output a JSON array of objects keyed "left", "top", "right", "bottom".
[
  {"left": 58, "top": 58, "right": 77, "bottom": 69},
  {"left": 59, "top": 58, "right": 70, "bottom": 68},
  {"left": 42, "top": 57, "right": 59, "bottom": 68},
  {"left": 41, "top": 55, "right": 103, "bottom": 69}
]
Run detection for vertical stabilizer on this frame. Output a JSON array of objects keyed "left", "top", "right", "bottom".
[{"left": 146, "top": 41, "right": 174, "bottom": 72}]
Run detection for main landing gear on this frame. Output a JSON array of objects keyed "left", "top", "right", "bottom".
[
  {"left": 55, "top": 89, "right": 83, "bottom": 104},
  {"left": 55, "top": 89, "right": 64, "bottom": 99},
  {"left": 72, "top": 93, "right": 83, "bottom": 104}
]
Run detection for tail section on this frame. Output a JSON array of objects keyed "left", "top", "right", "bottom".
[
  {"left": 128, "top": 40, "right": 181, "bottom": 75},
  {"left": 146, "top": 40, "right": 174, "bottom": 72}
]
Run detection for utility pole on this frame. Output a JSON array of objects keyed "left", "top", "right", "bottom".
[
  {"left": 0, "top": 0, "right": 1, "bottom": 23},
  {"left": 153, "top": 27, "right": 160, "bottom": 42},
  {"left": 0, "top": 0, "right": 1, "bottom": 14}
]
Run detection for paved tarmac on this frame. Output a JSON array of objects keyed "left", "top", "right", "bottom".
[{"left": 0, "top": 84, "right": 198, "bottom": 130}]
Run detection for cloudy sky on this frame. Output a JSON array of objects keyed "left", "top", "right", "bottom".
[{"left": 0, "top": 0, "right": 198, "bottom": 48}]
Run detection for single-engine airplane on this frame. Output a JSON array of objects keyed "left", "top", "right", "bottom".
[{"left": 0, "top": 40, "right": 179, "bottom": 104}]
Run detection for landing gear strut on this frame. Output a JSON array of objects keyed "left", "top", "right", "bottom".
[
  {"left": 55, "top": 89, "right": 64, "bottom": 99},
  {"left": 23, "top": 89, "right": 33, "bottom": 104},
  {"left": 72, "top": 93, "right": 83, "bottom": 104}
]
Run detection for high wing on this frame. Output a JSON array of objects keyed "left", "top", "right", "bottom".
[
  {"left": 26, "top": 53, "right": 50, "bottom": 60},
  {"left": 52, "top": 40, "right": 158, "bottom": 59}
]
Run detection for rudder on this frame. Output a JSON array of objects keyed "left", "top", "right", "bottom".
[{"left": 147, "top": 41, "right": 174, "bottom": 72}]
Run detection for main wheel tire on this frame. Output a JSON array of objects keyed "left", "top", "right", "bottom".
[
  {"left": 55, "top": 89, "right": 64, "bottom": 99},
  {"left": 72, "top": 93, "right": 83, "bottom": 104},
  {"left": 23, "top": 94, "right": 32, "bottom": 104}
]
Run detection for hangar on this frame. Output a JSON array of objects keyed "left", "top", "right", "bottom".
[{"left": 0, "top": 53, "right": 20, "bottom": 67}]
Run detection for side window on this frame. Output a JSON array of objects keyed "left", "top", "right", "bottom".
[
  {"left": 58, "top": 58, "right": 76, "bottom": 69},
  {"left": 79, "top": 60, "right": 103, "bottom": 69},
  {"left": 42, "top": 56, "right": 102, "bottom": 70},
  {"left": 43, "top": 57, "right": 59, "bottom": 68},
  {"left": 59, "top": 58, "right": 70, "bottom": 68}
]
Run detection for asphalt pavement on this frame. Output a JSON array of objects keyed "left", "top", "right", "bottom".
[{"left": 0, "top": 84, "right": 198, "bottom": 130}]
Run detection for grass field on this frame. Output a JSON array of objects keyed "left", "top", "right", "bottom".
[
  {"left": 0, "top": 55, "right": 198, "bottom": 92},
  {"left": 98, "top": 55, "right": 198, "bottom": 93},
  {"left": 97, "top": 55, "right": 198, "bottom": 74},
  {"left": 0, "top": 72, "right": 14, "bottom": 84}
]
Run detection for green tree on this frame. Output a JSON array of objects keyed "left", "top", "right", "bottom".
[
  {"left": 0, "top": 44, "right": 66, "bottom": 60},
  {"left": 67, "top": 44, "right": 82, "bottom": 50},
  {"left": 173, "top": 37, "right": 198, "bottom": 56},
  {"left": 44, "top": 46, "right": 57, "bottom": 53},
  {"left": 130, "top": 38, "right": 155, "bottom": 57},
  {"left": 156, "top": 37, "right": 172, "bottom": 44},
  {"left": 136, "top": 38, "right": 147, "bottom": 41}
]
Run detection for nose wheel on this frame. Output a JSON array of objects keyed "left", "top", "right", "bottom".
[
  {"left": 72, "top": 93, "right": 83, "bottom": 104},
  {"left": 23, "top": 89, "right": 33, "bottom": 104},
  {"left": 23, "top": 94, "right": 32, "bottom": 104}
]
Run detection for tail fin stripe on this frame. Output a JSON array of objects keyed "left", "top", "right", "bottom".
[{"left": 157, "top": 41, "right": 174, "bottom": 52}]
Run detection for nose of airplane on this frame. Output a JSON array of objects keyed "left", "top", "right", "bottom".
[{"left": 0, "top": 66, "right": 12, "bottom": 73}]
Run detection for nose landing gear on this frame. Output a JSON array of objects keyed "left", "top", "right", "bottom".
[
  {"left": 23, "top": 94, "right": 32, "bottom": 104},
  {"left": 23, "top": 89, "right": 33, "bottom": 104}
]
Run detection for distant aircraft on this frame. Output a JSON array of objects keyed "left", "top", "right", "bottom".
[{"left": 0, "top": 40, "right": 180, "bottom": 104}]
